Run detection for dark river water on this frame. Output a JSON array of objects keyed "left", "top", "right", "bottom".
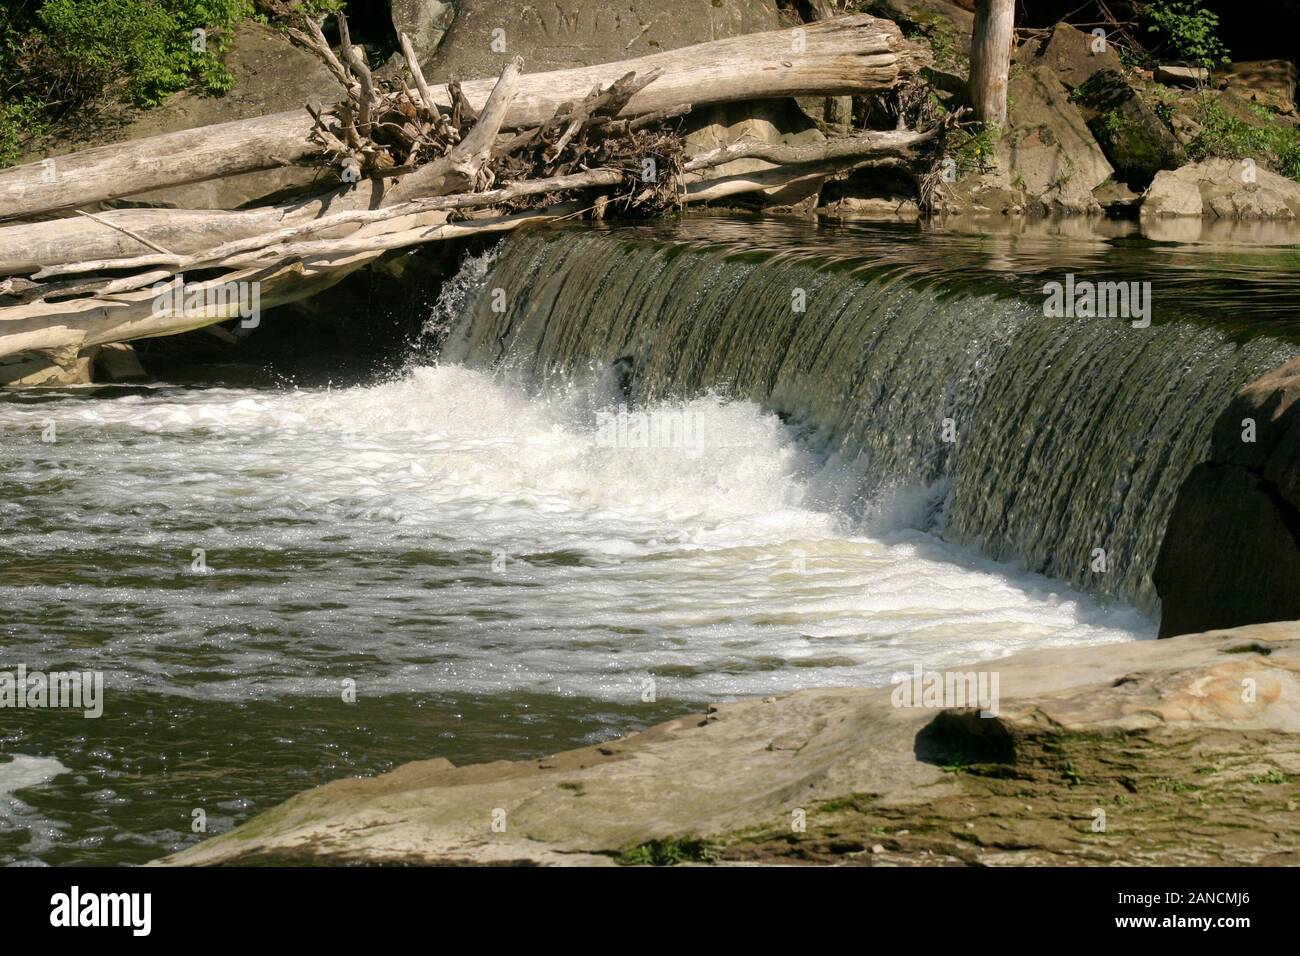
[{"left": 2, "top": 215, "right": 1298, "bottom": 866}]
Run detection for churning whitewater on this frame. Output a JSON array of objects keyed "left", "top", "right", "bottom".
[{"left": 2, "top": 364, "right": 1146, "bottom": 709}]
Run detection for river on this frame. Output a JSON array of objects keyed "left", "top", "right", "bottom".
[{"left": 2, "top": 215, "right": 1297, "bottom": 865}]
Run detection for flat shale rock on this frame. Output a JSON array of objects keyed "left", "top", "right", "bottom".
[{"left": 162, "top": 622, "right": 1300, "bottom": 866}]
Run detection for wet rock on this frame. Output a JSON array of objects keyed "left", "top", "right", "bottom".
[
  {"left": 1141, "top": 158, "right": 1300, "bottom": 219},
  {"left": 1157, "top": 355, "right": 1300, "bottom": 637},
  {"left": 1092, "top": 177, "right": 1140, "bottom": 214},
  {"left": 160, "top": 622, "right": 1300, "bottom": 866},
  {"left": 818, "top": 195, "right": 921, "bottom": 219},
  {"left": 0, "top": 351, "right": 93, "bottom": 387},
  {"left": 819, "top": 165, "right": 921, "bottom": 219},
  {"left": 932, "top": 169, "right": 1025, "bottom": 216},
  {"left": 93, "top": 343, "right": 147, "bottom": 383},
  {"left": 1156, "top": 466, "right": 1300, "bottom": 638},
  {"left": 1076, "top": 69, "right": 1186, "bottom": 189}
]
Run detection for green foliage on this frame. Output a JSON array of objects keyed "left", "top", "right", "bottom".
[
  {"left": 1249, "top": 769, "right": 1286, "bottom": 785},
  {"left": 892, "top": 11, "right": 968, "bottom": 75},
  {"left": 949, "top": 124, "right": 997, "bottom": 177},
  {"left": 296, "top": 0, "right": 345, "bottom": 17},
  {"left": 0, "top": 96, "right": 49, "bottom": 167},
  {"left": 0, "top": 0, "right": 258, "bottom": 167},
  {"left": 617, "top": 838, "right": 718, "bottom": 866},
  {"left": 1141, "top": 0, "right": 1230, "bottom": 71},
  {"left": 37, "top": 0, "right": 252, "bottom": 106},
  {"left": 1186, "top": 94, "right": 1300, "bottom": 182}
]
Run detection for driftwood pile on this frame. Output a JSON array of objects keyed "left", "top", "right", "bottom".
[{"left": 0, "top": 12, "right": 942, "bottom": 376}]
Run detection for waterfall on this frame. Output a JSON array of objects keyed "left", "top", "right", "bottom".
[{"left": 440, "top": 227, "right": 1295, "bottom": 613}]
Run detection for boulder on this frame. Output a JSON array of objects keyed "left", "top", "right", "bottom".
[
  {"left": 1, "top": 341, "right": 146, "bottom": 387},
  {"left": 162, "top": 622, "right": 1300, "bottom": 866},
  {"left": 421, "top": 0, "right": 782, "bottom": 80},
  {"left": 1141, "top": 158, "right": 1300, "bottom": 219},
  {"left": 1220, "top": 59, "right": 1298, "bottom": 115},
  {"left": 0, "top": 351, "right": 93, "bottom": 387},
  {"left": 1075, "top": 69, "right": 1186, "bottom": 189},
  {"left": 93, "top": 343, "right": 148, "bottom": 383},
  {"left": 932, "top": 166, "right": 1025, "bottom": 216},
  {"left": 1092, "top": 177, "right": 1140, "bottom": 213},
  {"left": 818, "top": 194, "right": 921, "bottom": 218},
  {"left": 861, "top": 0, "right": 974, "bottom": 35},
  {"left": 859, "top": 0, "right": 972, "bottom": 76},
  {"left": 26, "top": 22, "right": 342, "bottom": 210},
  {"left": 1002, "top": 66, "right": 1113, "bottom": 212},
  {"left": 1030, "top": 22, "right": 1124, "bottom": 90},
  {"left": 391, "top": 0, "right": 456, "bottom": 63},
  {"left": 1154, "top": 64, "right": 1208, "bottom": 87},
  {"left": 1156, "top": 355, "right": 1300, "bottom": 637}
]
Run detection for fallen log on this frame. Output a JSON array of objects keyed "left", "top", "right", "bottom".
[
  {"left": 0, "top": 204, "right": 579, "bottom": 363},
  {"left": 24, "top": 132, "right": 931, "bottom": 288},
  {"left": 682, "top": 154, "right": 910, "bottom": 203},
  {"left": 381, "top": 56, "right": 524, "bottom": 204},
  {"left": 32, "top": 170, "right": 626, "bottom": 283},
  {"left": 0, "top": 14, "right": 928, "bottom": 220},
  {"left": 0, "top": 127, "right": 935, "bottom": 277},
  {"left": 681, "top": 129, "right": 939, "bottom": 172},
  {"left": 0, "top": 9, "right": 956, "bottom": 374},
  {"left": 0, "top": 198, "right": 371, "bottom": 278},
  {"left": 0, "top": 146, "right": 919, "bottom": 361}
]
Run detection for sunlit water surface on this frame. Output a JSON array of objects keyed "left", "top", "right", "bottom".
[{"left": 5, "top": 215, "right": 1299, "bottom": 865}]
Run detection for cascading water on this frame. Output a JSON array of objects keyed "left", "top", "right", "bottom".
[
  {"left": 443, "top": 225, "right": 1298, "bottom": 613},
  {"left": 6, "top": 215, "right": 1296, "bottom": 866}
]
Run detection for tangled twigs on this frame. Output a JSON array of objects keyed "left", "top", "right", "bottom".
[
  {"left": 0, "top": 12, "right": 948, "bottom": 366},
  {"left": 289, "top": 11, "right": 473, "bottom": 184},
  {"left": 478, "top": 67, "right": 688, "bottom": 217},
  {"left": 916, "top": 104, "right": 977, "bottom": 214}
]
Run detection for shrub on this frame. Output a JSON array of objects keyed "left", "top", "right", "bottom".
[
  {"left": 1186, "top": 95, "right": 1300, "bottom": 182},
  {"left": 1141, "top": 0, "right": 1231, "bottom": 71},
  {"left": 0, "top": 0, "right": 256, "bottom": 166}
]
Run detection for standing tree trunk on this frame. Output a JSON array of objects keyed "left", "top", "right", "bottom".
[{"left": 969, "top": 0, "right": 1015, "bottom": 129}]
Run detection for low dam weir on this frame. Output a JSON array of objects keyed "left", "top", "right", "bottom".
[
  {"left": 6, "top": 216, "right": 1299, "bottom": 867},
  {"left": 442, "top": 222, "right": 1299, "bottom": 615}
]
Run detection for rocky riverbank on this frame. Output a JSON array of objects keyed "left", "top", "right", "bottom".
[{"left": 161, "top": 620, "right": 1300, "bottom": 866}]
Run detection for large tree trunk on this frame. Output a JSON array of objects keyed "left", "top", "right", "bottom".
[
  {"left": 0, "top": 144, "right": 924, "bottom": 361},
  {"left": 0, "top": 194, "right": 376, "bottom": 277},
  {"left": 969, "top": 0, "right": 1015, "bottom": 129},
  {"left": 0, "top": 14, "right": 927, "bottom": 220}
]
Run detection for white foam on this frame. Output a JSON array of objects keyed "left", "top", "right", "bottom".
[
  {"left": 0, "top": 365, "right": 1151, "bottom": 702},
  {"left": 0, "top": 754, "right": 69, "bottom": 803}
]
